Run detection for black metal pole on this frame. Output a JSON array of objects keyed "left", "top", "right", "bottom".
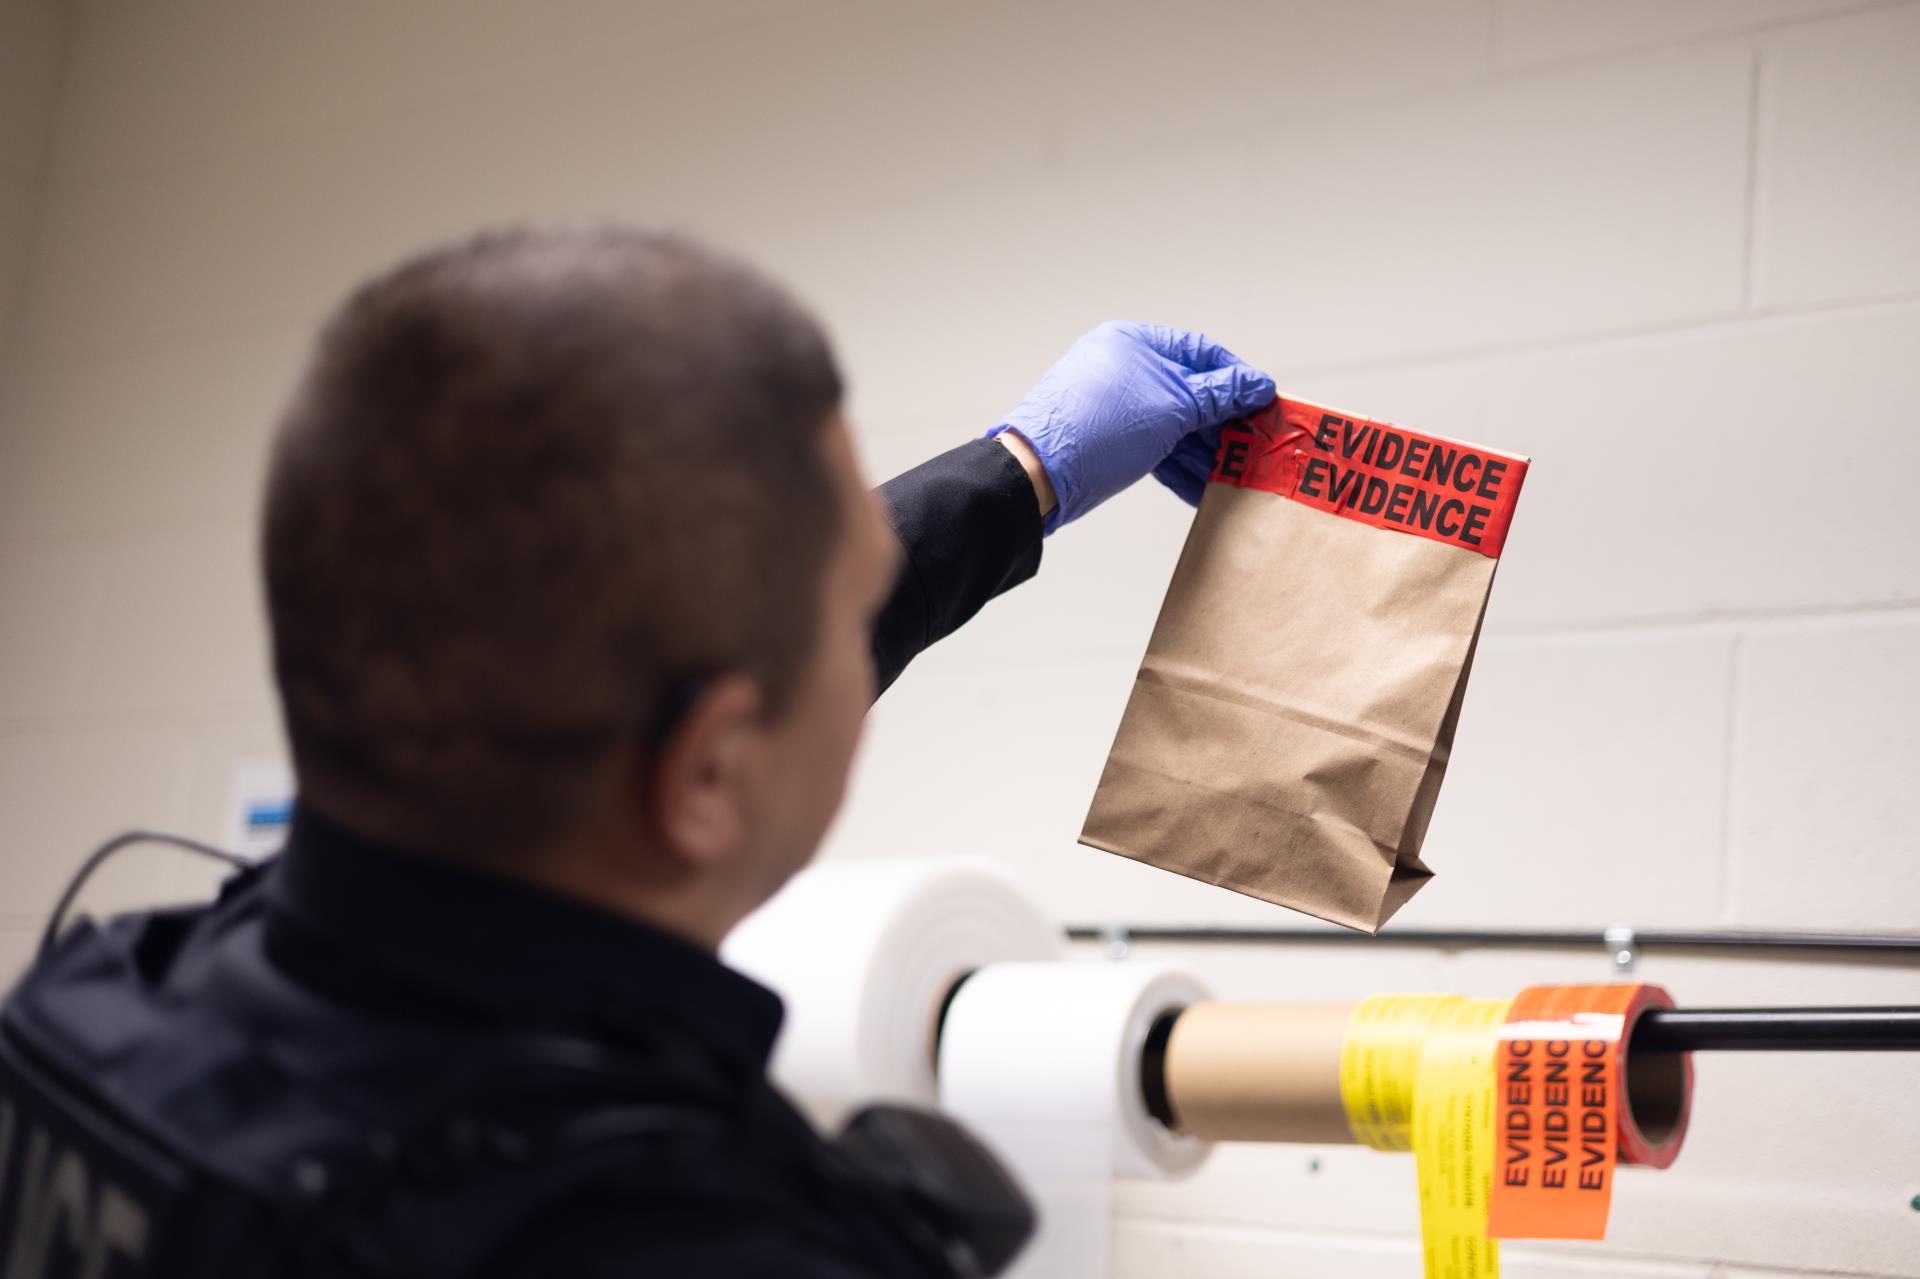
[
  {"left": 1062, "top": 925, "right": 1920, "bottom": 958},
  {"left": 1634, "top": 1006, "right": 1920, "bottom": 1052}
]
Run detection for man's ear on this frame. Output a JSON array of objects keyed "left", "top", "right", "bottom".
[{"left": 645, "top": 673, "right": 763, "bottom": 868}]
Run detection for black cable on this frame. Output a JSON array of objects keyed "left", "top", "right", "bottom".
[{"left": 38, "top": 830, "right": 252, "bottom": 959}]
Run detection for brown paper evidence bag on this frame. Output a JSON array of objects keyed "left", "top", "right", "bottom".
[{"left": 1081, "top": 397, "right": 1530, "bottom": 933}]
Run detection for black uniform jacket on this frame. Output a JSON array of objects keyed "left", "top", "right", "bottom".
[{"left": 10, "top": 439, "right": 1044, "bottom": 1277}]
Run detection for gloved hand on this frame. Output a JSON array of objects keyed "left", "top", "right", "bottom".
[{"left": 988, "top": 321, "right": 1275, "bottom": 532}]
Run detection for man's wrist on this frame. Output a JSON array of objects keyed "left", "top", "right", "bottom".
[{"left": 994, "top": 430, "right": 1058, "bottom": 521}]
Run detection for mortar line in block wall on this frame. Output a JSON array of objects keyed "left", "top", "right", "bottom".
[
  {"left": 1117, "top": 1216, "right": 1909, "bottom": 1278},
  {"left": 1111, "top": 1215, "right": 1418, "bottom": 1251},
  {"left": 1484, "top": 0, "right": 1505, "bottom": 76},
  {"left": 1492, "top": 600, "right": 1920, "bottom": 643},
  {"left": 0, "top": 513, "right": 272, "bottom": 559},
  {"left": 1705, "top": 1264, "right": 1920, "bottom": 1279},
  {"left": 13, "top": 284, "right": 1920, "bottom": 404},
  {"left": 0, "top": 0, "right": 77, "bottom": 389},
  {"left": 1277, "top": 292, "right": 1920, "bottom": 383},
  {"left": 1717, "top": 632, "right": 1744, "bottom": 925},
  {"left": 1111, "top": 1215, "right": 1711, "bottom": 1275},
  {"left": 1739, "top": 45, "right": 1767, "bottom": 312},
  {"left": 1481, "top": 0, "right": 1918, "bottom": 79},
  {"left": 540, "top": 602, "right": 1913, "bottom": 683},
  {"left": 0, "top": 701, "right": 279, "bottom": 741}
]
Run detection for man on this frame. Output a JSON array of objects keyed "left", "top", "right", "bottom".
[{"left": 0, "top": 227, "right": 1274, "bottom": 1276}]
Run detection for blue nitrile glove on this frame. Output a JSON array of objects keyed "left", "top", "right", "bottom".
[{"left": 987, "top": 321, "right": 1276, "bottom": 532}]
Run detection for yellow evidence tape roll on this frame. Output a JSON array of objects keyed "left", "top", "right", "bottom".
[
  {"left": 1339, "top": 994, "right": 1458, "bottom": 1152},
  {"left": 1341, "top": 994, "right": 1516, "bottom": 1279}
]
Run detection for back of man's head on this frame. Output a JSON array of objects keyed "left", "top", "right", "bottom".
[{"left": 263, "top": 226, "right": 844, "bottom": 857}]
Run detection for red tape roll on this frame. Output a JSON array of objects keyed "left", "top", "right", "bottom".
[{"left": 1487, "top": 983, "right": 1693, "bottom": 1241}]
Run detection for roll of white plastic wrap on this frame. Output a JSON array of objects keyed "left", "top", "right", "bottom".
[
  {"left": 721, "top": 857, "right": 1063, "bottom": 1130},
  {"left": 937, "top": 961, "right": 1212, "bottom": 1279}
]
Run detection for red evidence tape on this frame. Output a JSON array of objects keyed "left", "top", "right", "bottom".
[
  {"left": 1210, "top": 397, "right": 1530, "bottom": 559},
  {"left": 1487, "top": 983, "right": 1693, "bottom": 1242}
]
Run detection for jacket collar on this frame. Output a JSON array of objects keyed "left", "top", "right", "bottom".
[{"left": 265, "top": 806, "right": 785, "bottom": 1077}]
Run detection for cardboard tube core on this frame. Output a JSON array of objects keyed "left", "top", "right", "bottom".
[
  {"left": 1161, "top": 1001, "right": 1359, "bottom": 1144},
  {"left": 1158, "top": 996, "right": 1693, "bottom": 1164},
  {"left": 1622, "top": 1009, "right": 1688, "bottom": 1151}
]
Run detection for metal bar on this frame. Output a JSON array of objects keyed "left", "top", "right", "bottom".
[
  {"left": 1634, "top": 1006, "right": 1920, "bottom": 1052},
  {"left": 1062, "top": 925, "right": 1920, "bottom": 958}
]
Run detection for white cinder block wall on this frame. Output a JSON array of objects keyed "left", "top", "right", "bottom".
[
  {"left": 0, "top": 0, "right": 72, "bottom": 981},
  {"left": 1, "top": 0, "right": 1916, "bottom": 1274},
  {"left": 0, "top": 0, "right": 63, "bottom": 419}
]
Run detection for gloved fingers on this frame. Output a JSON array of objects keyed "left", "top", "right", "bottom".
[
  {"left": 1151, "top": 453, "right": 1208, "bottom": 506},
  {"left": 1151, "top": 429, "right": 1220, "bottom": 507},
  {"left": 1109, "top": 321, "right": 1246, "bottom": 373},
  {"left": 1185, "top": 362, "right": 1278, "bottom": 428}
]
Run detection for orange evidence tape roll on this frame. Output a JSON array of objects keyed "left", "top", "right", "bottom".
[{"left": 1487, "top": 983, "right": 1694, "bottom": 1241}]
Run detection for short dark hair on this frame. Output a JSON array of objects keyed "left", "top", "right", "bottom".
[{"left": 263, "top": 226, "right": 844, "bottom": 852}]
